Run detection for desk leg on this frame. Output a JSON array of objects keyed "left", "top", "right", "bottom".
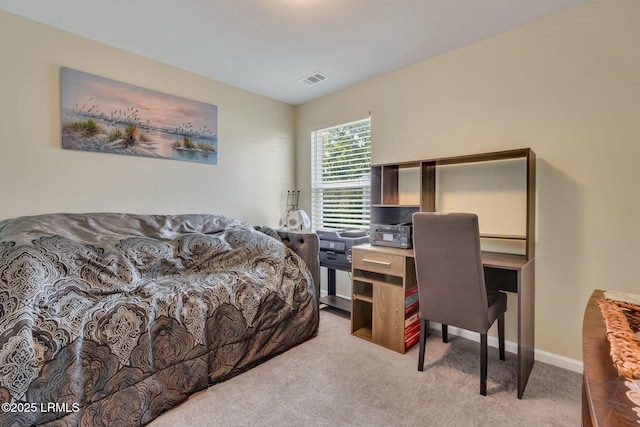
[{"left": 517, "top": 258, "right": 535, "bottom": 399}]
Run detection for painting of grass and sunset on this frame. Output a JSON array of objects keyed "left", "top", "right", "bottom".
[{"left": 60, "top": 67, "right": 218, "bottom": 164}]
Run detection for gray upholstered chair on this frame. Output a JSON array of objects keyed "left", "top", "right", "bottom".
[{"left": 412, "top": 212, "right": 507, "bottom": 396}]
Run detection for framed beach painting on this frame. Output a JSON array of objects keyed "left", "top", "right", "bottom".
[{"left": 60, "top": 67, "right": 218, "bottom": 164}]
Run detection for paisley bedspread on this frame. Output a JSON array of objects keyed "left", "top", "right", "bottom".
[{"left": 0, "top": 213, "right": 318, "bottom": 426}]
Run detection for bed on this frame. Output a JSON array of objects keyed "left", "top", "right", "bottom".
[{"left": 0, "top": 213, "right": 319, "bottom": 426}]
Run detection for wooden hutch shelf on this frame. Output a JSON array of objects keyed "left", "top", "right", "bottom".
[{"left": 369, "top": 148, "right": 535, "bottom": 261}]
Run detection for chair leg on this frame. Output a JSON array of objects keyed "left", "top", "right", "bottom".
[
  {"left": 480, "top": 333, "right": 487, "bottom": 396},
  {"left": 418, "top": 318, "right": 427, "bottom": 371},
  {"left": 498, "top": 314, "right": 505, "bottom": 361},
  {"left": 442, "top": 324, "right": 448, "bottom": 343}
]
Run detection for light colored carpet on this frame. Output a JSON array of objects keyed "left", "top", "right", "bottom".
[{"left": 150, "top": 308, "right": 581, "bottom": 426}]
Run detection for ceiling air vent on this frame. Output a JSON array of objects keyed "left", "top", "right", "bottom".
[{"left": 299, "top": 72, "right": 329, "bottom": 86}]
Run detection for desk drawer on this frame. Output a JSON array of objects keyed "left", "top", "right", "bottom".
[{"left": 353, "top": 250, "right": 404, "bottom": 276}]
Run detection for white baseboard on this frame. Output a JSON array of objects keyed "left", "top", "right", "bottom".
[
  {"left": 429, "top": 323, "right": 583, "bottom": 374},
  {"left": 318, "top": 293, "right": 584, "bottom": 374},
  {"left": 534, "top": 348, "right": 583, "bottom": 373}
]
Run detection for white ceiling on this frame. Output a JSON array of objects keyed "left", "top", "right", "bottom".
[{"left": 1, "top": 0, "right": 591, "bottom": 105}]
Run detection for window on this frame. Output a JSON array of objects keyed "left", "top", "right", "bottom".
[{"left": 311, "top": 117, "right": 371, "bottom": 230}]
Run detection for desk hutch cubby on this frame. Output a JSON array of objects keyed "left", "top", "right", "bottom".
[
  {"left": 350, "top": 148, "right": 536, "bottom": 398},
  {"left": 369, "top": 148, "right": 535, "bottom": 259}
]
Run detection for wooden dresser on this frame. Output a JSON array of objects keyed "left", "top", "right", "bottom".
[{"left": 582, "top": 289, "right": 639, "bottom": 426}]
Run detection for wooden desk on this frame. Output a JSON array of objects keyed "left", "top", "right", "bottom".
[
  {"left": 351, "top": 244, "right": 535, "bottom": 399},
  {"left": 582, "top": 289, "right": 639, "bottom": 426}
]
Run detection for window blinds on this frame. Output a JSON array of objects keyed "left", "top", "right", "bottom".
[{"left": 311, "top": 117, "right": 371, "bottom": 230}]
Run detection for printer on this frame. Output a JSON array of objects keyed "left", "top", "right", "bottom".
[
  {"left": 317, "top": 229, "right": 369, "bottom": 271},
  {"left": 370, "top": 223, "right": 413, "bottom": 249}
]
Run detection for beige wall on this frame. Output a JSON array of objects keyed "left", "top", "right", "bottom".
[
  {"left": 0, "top": 11, "right": 295, "bottom": 226},
  {"left": 297, "top": 0, "right": 640, "bottom": 363}
]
